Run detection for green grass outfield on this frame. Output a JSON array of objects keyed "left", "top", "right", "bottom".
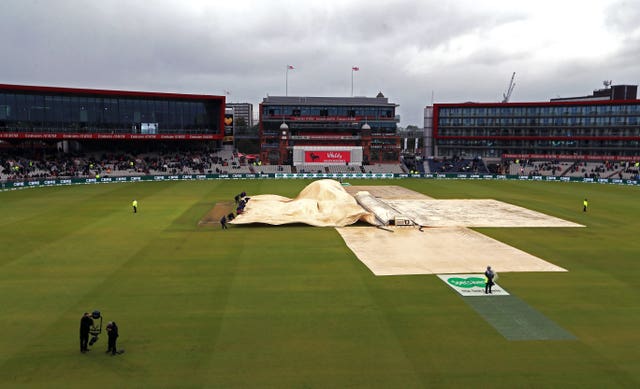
[{"left": 0, "top": 179, "right": 639, "bottom": 388}]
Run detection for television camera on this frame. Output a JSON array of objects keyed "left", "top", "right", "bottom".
[{"left": 88, "top": 310, "right": 103, "bottom": 346}]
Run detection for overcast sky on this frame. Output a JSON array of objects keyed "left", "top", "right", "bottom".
[{"left": 1, "top": 0, "right": 639, "bottom": 126}]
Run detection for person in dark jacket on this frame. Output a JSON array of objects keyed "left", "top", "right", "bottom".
[
  {"left": 106, "top": 321, "right": 119, "bottom": 355},
  {"left": 220, "top": 215, "right": 228, "bottom": 229},
  {"left": 484, "top": 266, "right": 495, "bottom": 294},
  {"left": 79, "top": 312, "right": 93, "bottom": 353}
]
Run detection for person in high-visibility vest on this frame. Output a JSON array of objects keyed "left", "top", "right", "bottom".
[
  {"left": 583, "top": 198, "right": 588, "bottom": 212},
  {"left": 132, "top": 200, "right": 138, "bottom": 213}
]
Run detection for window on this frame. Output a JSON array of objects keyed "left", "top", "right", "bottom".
[
  {"left": 320, "top": 109, "right": 328, "bottom": 117},
  {"left": 526, "top": 107, "right": 539, "bottom": 116}
]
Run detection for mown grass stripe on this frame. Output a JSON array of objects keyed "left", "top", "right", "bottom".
[{"left": 463, "top": 295, "right": 576, "bottom": 341}]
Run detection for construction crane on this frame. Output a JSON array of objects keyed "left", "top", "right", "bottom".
[{"left": 502, "top": 72, "right": 516, "bottom": 103}]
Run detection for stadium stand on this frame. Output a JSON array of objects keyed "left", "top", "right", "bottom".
[
  {"left": 252, "top": 165, "right": 292, "bottom": 174},
  {"left": 362, "top": 164, "right": 405, "bottom": 174},
  {"left": 503, "top": 159, "right": 640, "bottom": 180},
  {"left": 427, "top": 157, "right": 490, "bottom": 174}
]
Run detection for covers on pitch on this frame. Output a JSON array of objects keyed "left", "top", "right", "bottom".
[{"left": 230, "top": 179, "right": 376, "bottom": 227}]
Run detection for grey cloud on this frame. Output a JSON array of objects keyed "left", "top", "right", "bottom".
[
  {"left": 0, "top": 0, "right": 636, "bottom": 126},
  {"left": 605, "top": 0, "right": 640, "bottom": 33}
]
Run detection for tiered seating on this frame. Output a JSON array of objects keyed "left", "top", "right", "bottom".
[
  {"left": 362, "top": 164, "right": 404, "bottom": 174},
  {"left": 253, "top": 165, "right": 291, "bottom": 174},
  {"left": 296, "top": 165, "right": 326, "bottom": 174},
  {"left": 327, "top": 165, "right": 359, "bottom": 174},
  {"left": 428, "top": 158, "right": 489, "bottom": 174}
]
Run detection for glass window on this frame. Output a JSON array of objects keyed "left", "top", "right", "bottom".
[
  {"left": 0, "top": 93, "right": 6, "bottom": 121},
  {"left": 627, "top": 104, "right": 640, "bottom": 113},
  {"left": 31, "top": 94, "right": 46, "bottom": 124},
  {"left": 120, "top": 99, "right": 132, "bottom": 125},
  {"left": 14, "top": 94, "right": 27, "bottom": 121}
]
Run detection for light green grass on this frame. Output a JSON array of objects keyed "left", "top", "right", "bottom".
[{"left": 0, "top": 179, "right": 639, "bottom": 388}]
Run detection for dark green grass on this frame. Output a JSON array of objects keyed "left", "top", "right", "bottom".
[{"left": 0, "top": 179, "right": 639, "bottom": 388}]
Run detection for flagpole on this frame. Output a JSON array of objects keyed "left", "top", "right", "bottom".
[
  {"left": 351, "top": 68, "right": 354, "bottom": 97},
  {"left": 286, "top": 65, "right": 289, "bottom": 96},
  {"left": 351, "top": 66, "right": 359, "bottom": 96}
]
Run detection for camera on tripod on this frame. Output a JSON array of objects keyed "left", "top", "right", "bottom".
[{"left": 88, "top": 310, "right": 102, "bottom": 345}]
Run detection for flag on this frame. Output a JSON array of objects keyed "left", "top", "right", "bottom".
[
  {"left": 288, "top": 65, "right": 295, "bottom": 70},
  {"left": 352, "top": 66, "right": 359, "bottom": 71}
]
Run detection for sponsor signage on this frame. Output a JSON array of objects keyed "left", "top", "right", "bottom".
[
  {"left": 503, "top": 153, "right": 640, "bottom": 162},
  {"left": 290, "top": 135, "right": 359, "bottom": 140},
  {"left": 290, "top": 116, "right": 358, "bottom": 122},
  {"left": 3, "top": 173, "right": 640, "bottom": 193},
  {"left": 437, "top": 274, "right": 509, "bottom": 296},
  {"left": 0, "top": 132, "right": 220, "bottom": 140},
  {"left": 304, "top": 150, "right": 350, "bottom": 163}
]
